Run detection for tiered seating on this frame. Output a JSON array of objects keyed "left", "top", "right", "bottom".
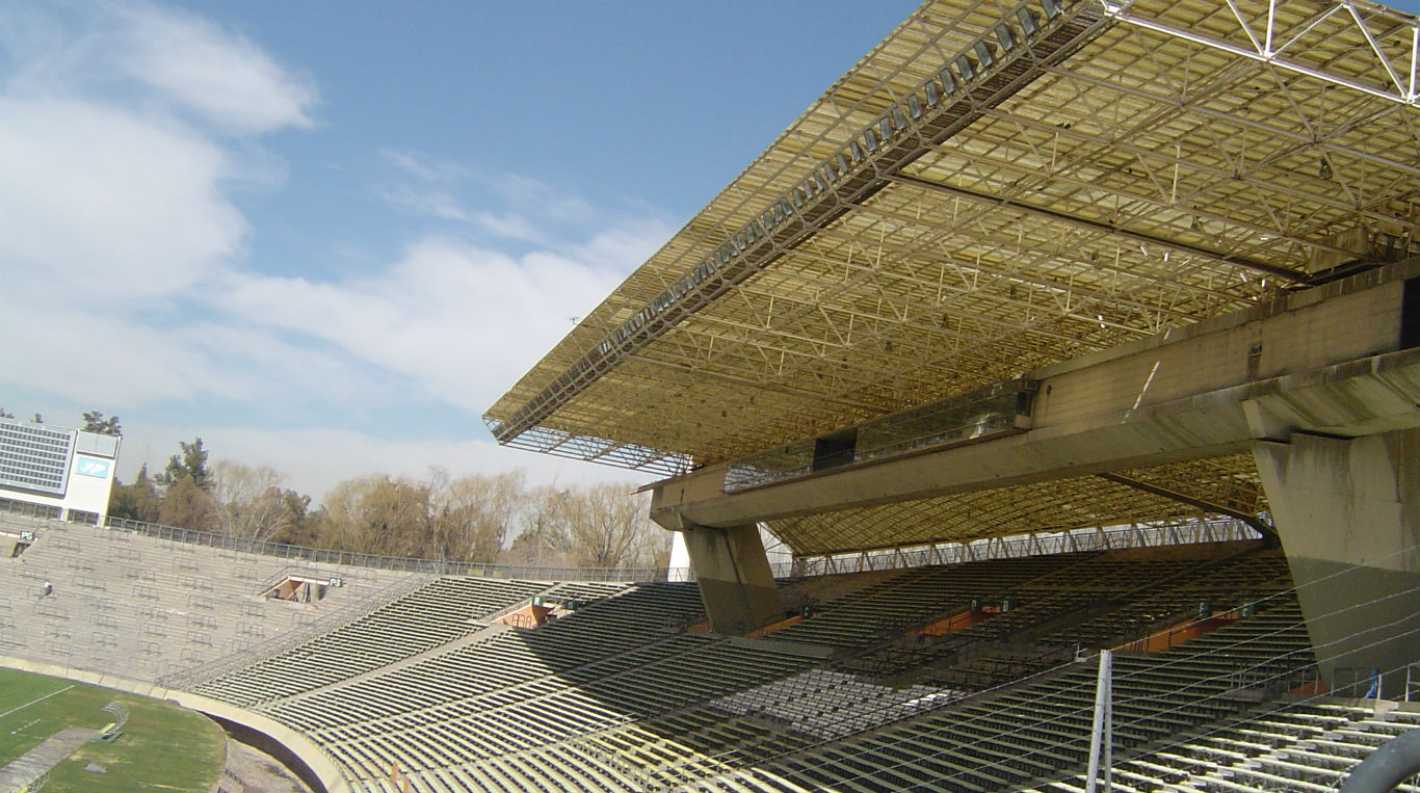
[
  {"left": 310, "top": 636, "right": 821, "bottom": 785},
  {"left": 425, "top": 587, "right": 1316, "bottom": 793},
  {"left": 261, "top": 583, "right": 708, "bottom": 729},
  {"left": 695, "top": 598, "right": 1315, "bottom": 792},
  {"left": 713, "top": 669, "right": 958, "bottom": 739},
  {"left": 1042, "top": 549, "right": 1294, "bottom": 650},
  {"left": 191, "top": 575, "right": 551, "bottom": 706},
  {"left": 0, "top": 518, "right": 405, "bottom": 680},
  {"left": 537, "top": 580, "right": 629, "bottom": 605},
  {"left": 772, "top": 553, "right": 1091, "bottom": 648},
  {"left": 848, "top": 547, "right": 1292, "bottom": 689},
  {"left": 1024, "top": 701, "right": 1420, "bottom": 792},
  {"left": 16, "top": 521, "right": 1402, "bottom": 793}
]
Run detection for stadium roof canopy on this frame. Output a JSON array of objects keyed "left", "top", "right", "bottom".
[{"left": 487, "top": 0, "right": 1420, "bottom": 553}]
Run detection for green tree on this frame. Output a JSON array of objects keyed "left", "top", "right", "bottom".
[
  {"left": 158, "top": 438, "right": 212, "bottom": 491},
  {"left": 108, "top": 464, "right": 162, "bottom": 523},
  {"left": 80, "top": 410, "right": 123, "bottom": 436},
  {"left": 274, "top": 489, "right": 316, "bottom": 545},
  {"left": 158, "top": 476, "right": 221, "bottom": 531},
  {"left": 31, "top": 413, "right": 42, "bottom": 424}
]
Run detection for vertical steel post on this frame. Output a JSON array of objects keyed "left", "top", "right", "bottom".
[{"left": 1086, "top": 650, "right": 1114, "bottom": 793}]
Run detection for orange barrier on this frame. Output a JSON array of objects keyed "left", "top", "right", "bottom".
[
  {"left": 917, "top": 607, "right": 993, "bottom": 637},
  {"left": 1116, "top": 610, "right": 1242, "bottom": 654},
  {"left": 745, "top": 614, "right": 804, "bottom": 639},
  {"left": 496, "top": 603, "right": 553, "bottom": 629}
]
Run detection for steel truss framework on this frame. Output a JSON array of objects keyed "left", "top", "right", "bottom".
[
  {"left": 488, "top": 0, "right": 1420, "bottom": 553},
  {"left": 762, "top": 453, "right": 1265, "bottom": 554},
  {"left": 788, "top": 516, "right": 1264, "bottom": 578}
]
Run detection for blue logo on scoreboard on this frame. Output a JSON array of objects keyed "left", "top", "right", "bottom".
[{"left": 74, "top": 455, "right": 112, "bottom": 479}]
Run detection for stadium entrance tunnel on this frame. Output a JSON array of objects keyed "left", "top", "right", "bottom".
[
  {"left": 496, "top": 594, "right": 592, "bottom": 629},
  {"left": 262, "top": 574, "right": 342, "bottom": 604}
]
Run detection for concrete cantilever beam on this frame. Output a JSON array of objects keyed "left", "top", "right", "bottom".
[
  {"left": 655, "top": 258, "right": 1420, "bottom": 678},
  {"left": 651, "top": 260, "right": 1420, "bottom": 531}
]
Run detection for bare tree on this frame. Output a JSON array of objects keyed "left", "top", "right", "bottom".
[
  {"left": 504, "top": 485, "right": 576, "bottom": 567},
  {"left": 212, "top": 460, "right": 290, "bottom": 543},
  {"left": 305, "top": 469, "right": 669, "bottom": 570},
  {"left": 317, "top": 475, "right": 431, "bottom": 556},
  {"left": 564, "top": 484, "right": 658, "bottom": 569},
  {"left": 430, "top": 470, "right": 526, "bottom": 561}
]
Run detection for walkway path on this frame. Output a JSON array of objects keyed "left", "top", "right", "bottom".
[{"left": 0, "top": 726, "right": 97, "bottom": 791}]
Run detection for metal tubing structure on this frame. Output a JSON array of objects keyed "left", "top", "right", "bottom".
[
  {"left": 1085, "top": 648, "right": 1114, "bottom": 793},
  {"left": 489, "top": 0, "right": 1420, "bottom": 557}
]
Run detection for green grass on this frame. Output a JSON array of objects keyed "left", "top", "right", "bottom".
[{"left": 0, "top": 668, "right": 226, "bottom": 792}]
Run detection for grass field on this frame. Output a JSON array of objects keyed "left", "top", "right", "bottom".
[{"left": 0, "top": 667, "right": 226, "bottom": 792}]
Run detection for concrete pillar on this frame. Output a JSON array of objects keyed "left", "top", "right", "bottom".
[
  {"left": 1253, "top": 429, "right": 1420, "bottom": 695},
  {"left": 679, "top": 523, "right": 783, "bottom": 635}
]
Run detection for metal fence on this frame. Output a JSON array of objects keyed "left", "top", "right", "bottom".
[
  {"left": 100, "top": 516, "right": 674, "bottom": 583},
  {"left": 1, "top": 501, "right": 1263, "bottom": 586},
  {"left": 787, "top": 519, "right": 1263, "bottom": 578}
]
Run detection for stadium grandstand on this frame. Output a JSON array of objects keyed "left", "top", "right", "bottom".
[{"left": 5, "top": 0, "right": 1420, "bottom": 791}]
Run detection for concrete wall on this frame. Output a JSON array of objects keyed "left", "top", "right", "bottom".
[
  {"left": 1254, "top": 429, "right": 1420, "bottom": 694},
  {"left": 680, "top": 523, "right": 782, "bottom": 634},
  {"left": 1032, "top": 279, "right": 1402, "bottom": 428}
]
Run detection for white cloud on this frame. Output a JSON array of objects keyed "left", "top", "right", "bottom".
[
  {"left": 473, "top": 211, "right": 544, "bottom": 243},
  {"left": 0, "top": 97, "right": 243, "bottom": 301},
  {"left": 115, "top": 3, "right": 316, "bottom": 134},
  {"left": 0, "top": 304, "right": 242, "bottom": 405},
  {"left": 495, "top": 173, "right": 596, "bottom": 224},
  {"left": 381, "top": 148, "right": 467, "bottom": 183},
  {"left": 376, "top": 155, "right": 610, "bottom": 243},
  {"left": 571, "top": 218, "right": 677, "bottom": 272},
  {"left": 379, "top": 184, "right": 474, "bottom": 222},
  {"left": 0, "top": 303, "right": 393, "bottom": 411},
  {"left": 217, "top": 223, "right": 672, "bottom": 414},
  {"left": 0, "top": 4, "right": 676, "bottom": 493}
]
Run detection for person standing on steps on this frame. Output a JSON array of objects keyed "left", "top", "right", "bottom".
[{"left": 41, "top": 579, "right": 53, "bottom": 598}]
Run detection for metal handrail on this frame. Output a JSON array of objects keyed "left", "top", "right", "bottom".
[
  {"left": 2, "top": 505, "right": 1262, "bottom": 587},
  {"left": 789, "top": 519, "right": 1262, "bottom": 578},
  {"left": 99, "top": 515, "right": 674, "bottom": 582},
  {"left": 159, "top": 572, "right": 435, "bottom": 691}
]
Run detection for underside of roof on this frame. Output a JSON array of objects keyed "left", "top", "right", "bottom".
[
  {"left": 487, "top": 0, "right": 1420, "bottom": 552},
  {"left": 764, "top": 453, "right": 1264, "bottom": 555}
]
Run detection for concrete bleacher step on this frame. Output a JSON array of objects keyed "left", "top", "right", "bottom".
[{"left": 12, "top": 518, "right": 1378, "bottom": 793}]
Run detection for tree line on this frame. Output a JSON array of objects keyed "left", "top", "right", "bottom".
[
  {"left": 107, "top": 437, "right": 670, "bottom": 571},
  {"left": 0, "top": 408, "right": 123, "bottom": 434}
]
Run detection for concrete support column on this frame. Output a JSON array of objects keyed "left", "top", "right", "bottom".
[
  {"left": 1253, "top": 428, "right": 1420, "bottom": 694},
  {"left": 679, "top": 523, "right": 782, "bottom": 635}
]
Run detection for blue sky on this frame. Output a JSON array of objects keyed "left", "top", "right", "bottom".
[
  {"left": 0, "top": 0, "right": 915, "bottom": 496},
  {"left": 2, "top": 1, "right": 1416, "bottom": 498}
]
